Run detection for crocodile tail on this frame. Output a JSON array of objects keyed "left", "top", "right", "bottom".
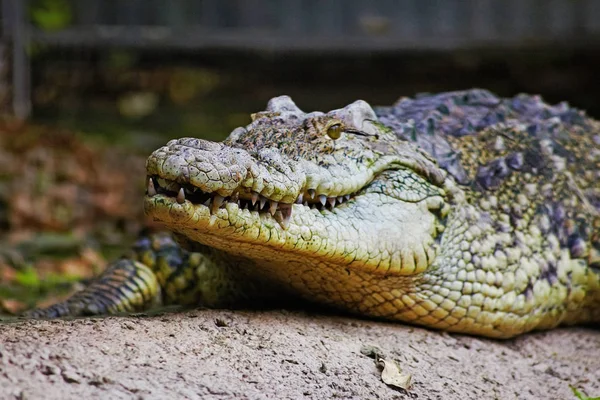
[{"left": 24, "top": 258, "right": 160, "bottom": 318}]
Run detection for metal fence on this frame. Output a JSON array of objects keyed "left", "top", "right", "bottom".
[{"left": 2, "top": 0, "right": 600, "bottom": 118}]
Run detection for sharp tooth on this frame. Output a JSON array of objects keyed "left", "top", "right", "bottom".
[
  {"left": 344, "top": 194, "right": 350, "bottom": 201},
  {"left": 212, "top": 195, "right": 224, "bottom": 213},
  {"left": 337, "top": 196, "right": 344, "bottom": 203},
  {"left": 251, "top": 192, "right": 259, "bottom": 205},
  {"left": 147, "top": 178, "right": 157, "bottom": 196},
  {"left": 307, "top": 189, "right": 316, "bottom": 199},
  {"left": 279, "top": 204, "right": 292, "bottom": 230},
  {"left": 327, "top": 197, "right": 336, "bottom": 207},
  {"left": 231, "top": 191, "right": 239, "bottom": 202},
  {"left": 296, "top": 193, "right": 303, "bottom": 204},
  {"left": 176, "top": 188, "right": 186, "bottom": 204},
  {"left": 269, "top": 201, "right": 278, "bottom": 216},
  {"left": 303, "top": 201, "right": 308, "bottom": 207},
  {"left": 203, "top": 198, "right": 211, "bottom": 207},
  {"left": 319, "top": 195, "right": 327, "bottom": 206},
  {"left": 259, "top": 196, "right": 267, "bottom": 210}
]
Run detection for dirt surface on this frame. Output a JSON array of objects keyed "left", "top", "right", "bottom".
[{"left": 0, "top": 310, "right": 598, "bottom": 400}]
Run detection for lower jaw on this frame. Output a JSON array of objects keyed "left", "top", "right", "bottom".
[
  {"left": 143, "top": 193, "right": 399, "bottom": 274},
  {"left": 143, "top": 194, "right": 358, "bottom": 268},
  {"left": 144, "top": 195, "right": 315, "bottom": 268}
]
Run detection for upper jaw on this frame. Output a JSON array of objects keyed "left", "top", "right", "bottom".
[
  {"left": 145, "top": 137, "right": 302, "bottom": 201},
  {"left": 146, "top": 138, "right": 381, "bottom": 202}
]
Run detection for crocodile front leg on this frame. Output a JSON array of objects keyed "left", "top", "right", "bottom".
[{"left": 25, "top": 232, "right": 277, "bottom": 318}]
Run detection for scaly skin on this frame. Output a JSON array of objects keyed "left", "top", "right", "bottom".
[{"left": 29, "top": 90, "right": 600, "bottom": 338}]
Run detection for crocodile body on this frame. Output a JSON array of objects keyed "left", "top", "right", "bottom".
[{"left": 29, "top": 90, "right": 600, "bottom": 338}]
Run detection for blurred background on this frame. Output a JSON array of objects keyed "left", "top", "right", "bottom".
[{"left": 1, "top": 0, "right": 599, "bottom": 314}]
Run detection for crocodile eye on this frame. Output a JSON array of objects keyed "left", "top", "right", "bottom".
[{"left": 327, "top": 123, "right": 343, "bottom": 140}]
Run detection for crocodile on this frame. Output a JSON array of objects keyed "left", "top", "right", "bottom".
[{"left": 27, "top": 89, "right": 600, "bottom": 339}]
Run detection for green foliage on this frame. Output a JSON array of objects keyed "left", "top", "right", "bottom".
[
  {"left": 13, "top": 264, "right": 80, "bottom": 290},
  {"left": 29, "top": 0, "right": 72, "bottom": 31},
  {"left": 571, "top": 385, "right": 600, "bottom": 400},
  {"left": 1, "top": 264, "right": 81, "bottom": 308},
  {"left": 14, "top": 265, "right": 40, "bottom": 287}
]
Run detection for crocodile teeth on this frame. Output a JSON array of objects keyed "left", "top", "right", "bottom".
[
  {"left": 278, "top": 204, "right": 293, "bottom": 229},
  {"left": 259, "top": 196, "right": 267, "bottom": 210},
  {"left": 147, "top": 178, "right": 157, "bottom": 196},
  {"left": 269, "top": 201, "right": 278, "bottom": 216},
  {"left": 212, "top": 195, "right": 224, "bottom": 213},
  {"left": 176, "top": 188, "right": 186, "bottom": 204},
  {"left": 150, "top": 175, "right": 361, "bottom": 216}
]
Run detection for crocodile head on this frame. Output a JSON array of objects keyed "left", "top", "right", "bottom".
[{"left": 145, "top": 96, "right": 451, "bottom": 287}]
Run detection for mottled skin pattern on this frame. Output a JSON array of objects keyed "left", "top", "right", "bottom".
[{"left": 28, "top": 90, "right": 600, "bottom": 339}]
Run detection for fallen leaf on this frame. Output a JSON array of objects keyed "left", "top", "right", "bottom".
[
  {"left": 377, "top": 356, "right": 412, "bottom": 391},
  {"left": 360, "top": 345, "right": 413, "bottom": 391}
]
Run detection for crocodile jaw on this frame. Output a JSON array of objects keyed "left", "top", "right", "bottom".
[{"left": 143, "top": 187, "right": 439, "bottom": 276}]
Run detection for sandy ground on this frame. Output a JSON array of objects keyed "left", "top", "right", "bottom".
[{"left": 0, "top": 309, "right": 598, "bottom": 400}]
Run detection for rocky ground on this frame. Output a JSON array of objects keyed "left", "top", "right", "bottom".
[{"left": 0, "top": 309, "right": 598, "bottom": 400}]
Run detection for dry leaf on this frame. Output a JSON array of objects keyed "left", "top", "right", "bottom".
[{"left": 377, "top": 356, "right": 412, "bottom": 391}]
